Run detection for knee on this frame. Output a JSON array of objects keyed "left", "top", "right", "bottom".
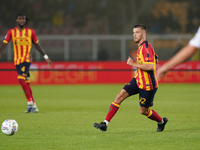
[
  {"left": 114, "top": 92, "right": 127, "bottom": 104},
  {"left": 114, "top": 93, "right": 123, "bottom": 104},
  {"left": 114, "top": 90, "right": 128, "bottom": 104}
]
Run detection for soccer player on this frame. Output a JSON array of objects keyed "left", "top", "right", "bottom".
[
  {"left": 94, "top": 24, "right": 168, "bottom": 132},
  {"left": 157, "top": 26, "right": 200, "bottom": 80},
  {"left": 0, "top": 14, "right": 52, "bottom": 113}
]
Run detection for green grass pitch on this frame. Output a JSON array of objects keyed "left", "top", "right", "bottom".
[{"left": 0, "top": 84, "right": 200, "bottom": 150}]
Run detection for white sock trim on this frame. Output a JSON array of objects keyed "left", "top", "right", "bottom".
[
  {"left": 104, "top": 120, "right": 109, "bottom": 126},
  {"left": 158, "top": 118, "right": 164, "bottom": 124},
  {"left": 27, "top": 101, "right": 33, "bottom": 106}
]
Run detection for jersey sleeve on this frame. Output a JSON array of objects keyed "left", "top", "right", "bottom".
[
  {"left": 189, "top": 27, "right": 200, "bottom": 48},
  {"left": 31, "top": 29, "right": 39, "bottom": 44},
  {"left": 3, "top": 30, "right": 12, "bottom": 44},
  {"left": 142, "top": 45, "right": 154, "bottom": 64}
]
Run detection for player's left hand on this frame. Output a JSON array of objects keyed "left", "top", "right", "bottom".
[{"left": 127, "top": 56, "right": 135, "bottom": 66}]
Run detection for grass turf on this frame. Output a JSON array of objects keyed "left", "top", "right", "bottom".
[{"left": 0, "top": 84, "right": 200, "bottom": 150}]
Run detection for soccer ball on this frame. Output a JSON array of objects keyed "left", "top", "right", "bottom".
[{"left": 1, "top": 119, "right": 18, "bottom": 135}]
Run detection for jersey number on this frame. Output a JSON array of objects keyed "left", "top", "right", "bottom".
[
  {"left": 140, "top": 97, "right": 146, "bottom": 105},
  {"left": 21, "top": 66, "right": 25, "bottom": 72}
]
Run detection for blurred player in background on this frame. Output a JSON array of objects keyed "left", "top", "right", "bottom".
[
  {"left": 157, "top": 26, "right": 200, "bottom": 80},
  {"left": 0, "top": 14, "right": 52, "bottom": 113},
  {"left": 94, "top": 24, "right": 168, "bottom": 132}
]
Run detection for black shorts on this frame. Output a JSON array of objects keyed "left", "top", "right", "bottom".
[
  {"left": 15, "top": 62, "right": 31, "bottom": 77},
  {"left": 123, "top": 78, "right": 157, "bottom": 107}
]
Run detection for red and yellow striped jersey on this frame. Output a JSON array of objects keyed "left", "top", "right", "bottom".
[
  {"left": 135, "top": 41, "right": 158, "bottom": 91},
  {"left": 3, "top": 27, "right": 38, "bottom": 65}
]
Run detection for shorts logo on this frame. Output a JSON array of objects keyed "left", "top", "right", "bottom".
[
  {"left": 146, "top": 84, "right": 150, "bottom": 86},
  {"left": 125, "top": 82, "right": 131, "bottom": 86}
]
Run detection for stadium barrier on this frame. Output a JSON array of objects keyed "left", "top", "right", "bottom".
[{"left": 0, "top": 61, "right": 200, "bottom": 85}]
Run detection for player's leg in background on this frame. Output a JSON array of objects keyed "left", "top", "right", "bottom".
[
  {"left": 18, "top": 74, "right": 33, "bottom": 105},
  {"left": 25, "top": 76, "right": 39, "bottom": 112},
  {"left": 25, "top": 79, "right": 34, "bottom": 104},
  {"left": 26, "top": 72, "right": 36, "bottom": 105},
  {"left": 16, "top": 62, "right": 38, "bottom": 113},
  {"left": 16, "top": 63, "right": 33, "bottom": 105}
]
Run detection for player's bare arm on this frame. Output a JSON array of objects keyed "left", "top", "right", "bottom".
[
  {"left": 0, "top": 42, "right": 7, "bottom": 58},
  {"left": 33, "top": 42, "right": 53, "bottom": 67},
  {"left": 127, "top": 56, "right": 154, "bottom": 71},
  {"left": 157, "top": 45, "right": 198, "bottom": 80}
]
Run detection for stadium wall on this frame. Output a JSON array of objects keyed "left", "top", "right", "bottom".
[{"left": 0, "top": 61, "right": 200, "bottom": 85}]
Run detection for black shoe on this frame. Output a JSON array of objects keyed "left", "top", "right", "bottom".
[
  {"left": 157, "top": 117, "right": 168, "bottom": 132},
  {"left": 94, "top": 122, "right": 107, "bottom": 132}
]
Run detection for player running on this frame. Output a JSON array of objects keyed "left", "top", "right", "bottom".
[
  {"left": 94, "top": 24, "right": 168, "bottom": 132},
  {"left": 0, "top": 14, "right": 52, "bottom": 113}
]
